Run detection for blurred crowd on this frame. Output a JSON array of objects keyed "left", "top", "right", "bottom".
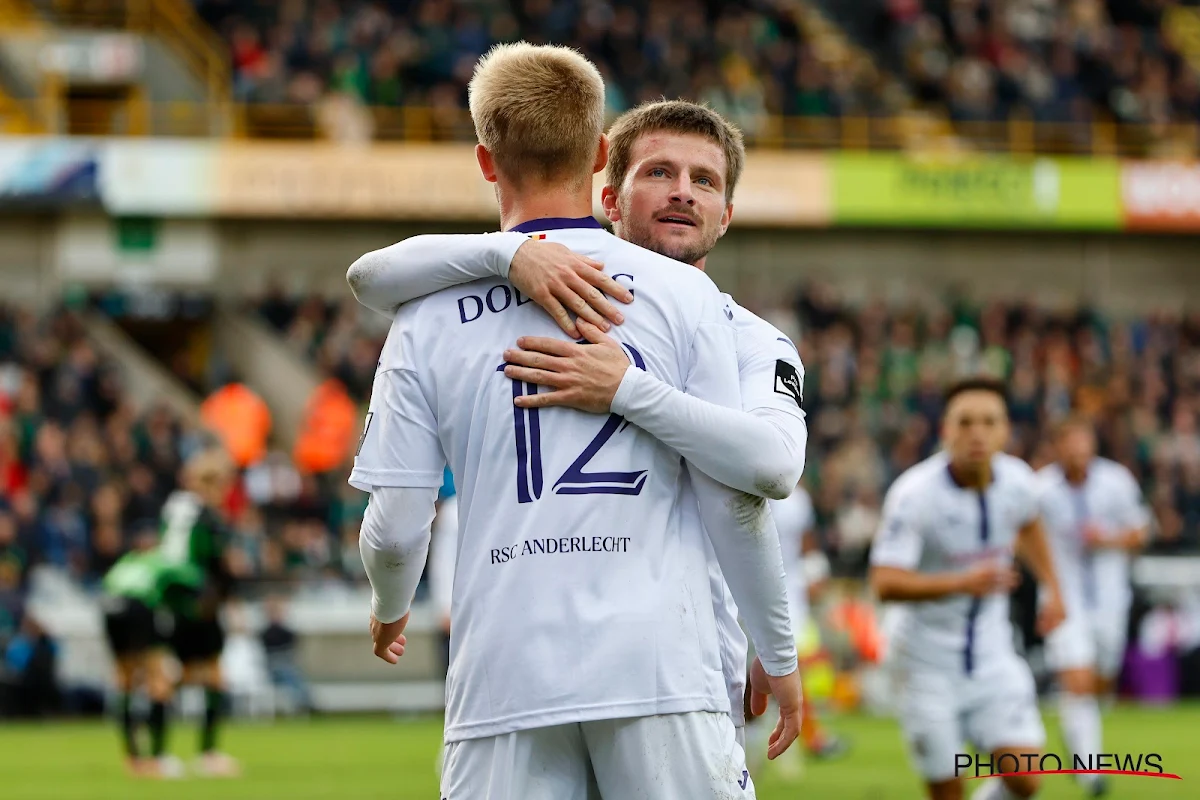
[
  {"left": 194, "top": 0, "right": 885, "bottom": 137},
  {"left": 195, "top": 0, "right": 1200, "bottom": 142},
  {"left": 780, "top": 282, "right": 1200, "bottom": 575},
  {"left": 0, "top": 302, "right": 373, "bottom": 661},
  {"left": 871, "top": 0, "right": 1199, "bottom": 127}
]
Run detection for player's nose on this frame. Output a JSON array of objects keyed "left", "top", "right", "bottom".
[{"left": 669, "top": 178, "right": 695, "bottom": 205}]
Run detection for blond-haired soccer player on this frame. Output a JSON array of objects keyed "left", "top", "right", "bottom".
[
  {"left": 348, "top": 99, "right": 810, "bottom": 761},
  {"left": 352, "top": 45, "right": 800, "bottom": 800}
]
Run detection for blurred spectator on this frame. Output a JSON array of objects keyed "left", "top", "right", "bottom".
[
  {"left": 200, "top": 381, "right": 273, "bottom": 468},
  {"left": 2, "top": 613, "right": 59, "bottom": 718},
  {"left": 260, "top": 595, "right": 312, "bottom": 714}
]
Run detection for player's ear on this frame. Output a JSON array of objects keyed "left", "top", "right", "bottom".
[
  {"left": 476, "top": 144, "right": 498, "bottom": 184},
  {"left": 718, "top": 202, "right": 733, "bottom": 236},
  {"left": 601, "top": 185, "right": 621, "bottom": 223},
  {"left": 592, "top": 135, "right": 609, "bottom": 175}
]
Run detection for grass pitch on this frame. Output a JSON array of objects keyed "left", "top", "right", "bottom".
[{"left": 1, "top": 705, "right": 1194, "bottom": 799}]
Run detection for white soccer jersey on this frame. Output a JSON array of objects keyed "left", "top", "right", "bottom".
[
  {"left": 706, "top": 298, "right": 805, "bottom": 726},
  {"left": 350, "top": 219, "right": 743, "bottom": 742},
  {"left": 870, "top": 452, "right": 1040, "bottom": 674},
  {"left": 770, "top": 485, "right": 815, "bottom": 636},
  {"left": 1037, "top": 459, "right": 1148, "bottom": 618}
]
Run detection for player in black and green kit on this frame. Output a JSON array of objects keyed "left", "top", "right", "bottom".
[
  {"left": 101, "top": 544, "right": 201, "bottom": 778},
  {"left": 158, "top": 448, "right": 241, "bottom": 777}
]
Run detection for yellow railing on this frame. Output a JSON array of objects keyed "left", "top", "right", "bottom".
[{"left": 14, "top": 96, "right": 1200, "bottom": 159}]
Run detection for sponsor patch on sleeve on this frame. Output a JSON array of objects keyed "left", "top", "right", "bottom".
[{"left": 773, "top": 359, "right": 802, "bottom": 406}]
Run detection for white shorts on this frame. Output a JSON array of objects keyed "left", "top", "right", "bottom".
[
  {"left": 897, "top": 657, "right": 1046, "bottom": 782},
  {"left": 441, "top": 711, "right": 755, "bottom": 800},
  {"left": 1045, "top": 607, "right": 1127, "bottom": 679}
]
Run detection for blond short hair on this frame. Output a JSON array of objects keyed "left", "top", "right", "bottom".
[
  {"left": 606, "top": 100, "right": 746, "bottom": 201},
  {"left": 184, "top": 447, "right": 234, "bottom": 489},
  {"left": 468, "top": 42, "right": 605, "bottom": 187}
]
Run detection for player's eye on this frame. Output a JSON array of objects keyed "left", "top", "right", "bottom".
[
  {"left": 697, "top": 176, "right": 713, "bottom": 187},
  {"left": 650, "top": 168, "right": 667, "bottom": 178}
]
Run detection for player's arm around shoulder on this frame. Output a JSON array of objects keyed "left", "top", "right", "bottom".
[{"left": 346, "top": 231, "right": 527, "bottom": 316}]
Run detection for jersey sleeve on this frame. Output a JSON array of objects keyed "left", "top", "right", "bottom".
[
  {"left": 680, "top": 289, "right": 798, "bottom": 676},
  {"left": 348, "top": 306, "right": 446, "bottom": 492},
  {"left": 347, "top": 232, "right": 528, "bottom": 316},
  {"left": 870, "top": 481, "right": 924, "bottom": 570},
  {"left": 738, "top": 329, "right": 805, "bottom": 415}
]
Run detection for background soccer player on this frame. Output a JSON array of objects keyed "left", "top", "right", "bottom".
[
  {"left": 100, "top": 537, "right": 200, "bottom": 778},
  {"left": 1038, "top": 416, "right": 1151, "bottom": 797},
  {"left": 353, "top": 44, "right": 800, "bottom": 799},
  {"left": 158, "top": 448, "right": 240, "bottom": 777},
  {"left": 868, "top": 378, "right": 1065, "bottom": 800},
  {"left": 347, "top": 99, "right": 810, "bottom": 755}
]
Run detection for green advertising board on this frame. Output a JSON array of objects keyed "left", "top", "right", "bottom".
[{"left": 833, "top": 153, "right": 1120, "bottom": 229}]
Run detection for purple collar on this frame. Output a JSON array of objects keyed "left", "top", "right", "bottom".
[{"left": 508, "top": 217, "right": 603, "bottom": 234}]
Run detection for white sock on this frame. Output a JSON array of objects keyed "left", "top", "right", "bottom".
[
  {"left": 1058, "top": 692, "right": 1102, "bottom": 784},
  {"left": 970, "top": 779, "right": 1026, "bottom": 800}
]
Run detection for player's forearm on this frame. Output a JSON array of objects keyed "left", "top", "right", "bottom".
[
  {"left": 1015, "top": 521, "right": 1062, "bottom": 598},
  {"left": 346, "top": 232, "right": 527, "bottom": 316},
  {"left": 869, "top": 566, "right": 966, "bottom": 601},
  {"left": 690, "top": 467, "right": 798, "bottom": 677},
  {"left": 359, "top": 486, "right": 439, "bottom": 623},
  {"left": 1104, "top": 527, "right": 1148, "bottom": 551},
  {"left": 612, "top": 368, "right": 806, "bottom": 500}
]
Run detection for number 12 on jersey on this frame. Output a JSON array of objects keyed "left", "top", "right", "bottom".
[{"left": 503, "top": 342, "right": 649, "bottom": 503}]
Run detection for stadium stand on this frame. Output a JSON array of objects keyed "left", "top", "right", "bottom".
[{"left": 185, "top": 0, "right": 1200, "bottom": 153}]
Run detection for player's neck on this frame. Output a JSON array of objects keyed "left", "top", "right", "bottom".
[
  {"left": 1064, "top": 462, "right": 1089, "bottom": 485},
  {"left": 947, "top": 460, "right": 991, "bottom": 491},
  {"left": 497, "top": 182, "right": 594, "bottom": 232},
  {"left": 692, "top": 255, "right": 708, "bottom": 271}
]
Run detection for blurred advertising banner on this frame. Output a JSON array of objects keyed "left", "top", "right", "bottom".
[
  {"left": 0, "top": 139, "right": 100, "bottom": 208},
  {"left": 97, "top": 140, "right": 832, "bottom": 225},
  {"left": 211, "top": 142, "right": 500, "bottom": 219},
  {"left": 1121, "top": 162, "right": 1200, "bottom": 231},
  {"left": 833, "top": 153, "right": 1121, "bottom": 230}
]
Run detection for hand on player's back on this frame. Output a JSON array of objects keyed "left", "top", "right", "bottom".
[
  {"left": 504, "top": 321, "right": 630, "bottom": 414},
  {"left": 509, "top": 239, "right": 633, "bottom": 338},
  {"left": 370, "top": 611, "right": 410, "bottom": 664},
  {"left": 958, "top": 561, "right": 1020, "bottom": 597}
]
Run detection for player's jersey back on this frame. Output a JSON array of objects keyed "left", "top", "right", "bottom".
[
  {"left": 157, "top": 490, "right": 231, "bottom": 603},
  {"left": 871, "top": 452, "right": 1039, "bottom": 674},
  {"left": 351, "top": 220, "right": 739, "bottom": 742},
  {"left": 1037, "top": 458, "right": 1148, "bottom": 616}
]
